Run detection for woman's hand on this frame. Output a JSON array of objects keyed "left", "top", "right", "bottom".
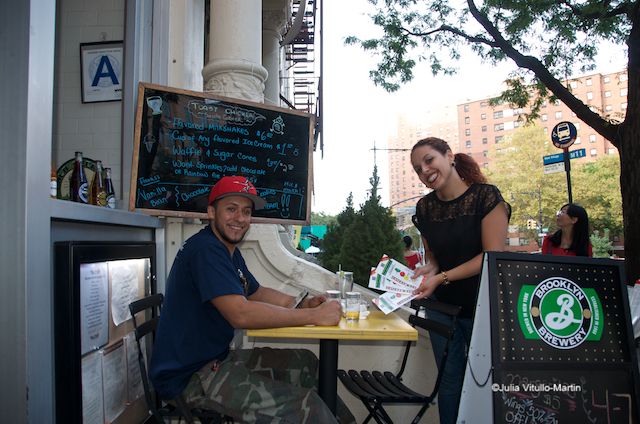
[
  {"left": 412, "top": 261, "right": 438, "bottom": 279},
  {"left": 413, "top": 273, "right": 445, "bottom": 299}
]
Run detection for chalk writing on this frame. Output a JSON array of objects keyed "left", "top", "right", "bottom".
[{"left": 132, "top": 83, "right": 313, "bottom": 222}]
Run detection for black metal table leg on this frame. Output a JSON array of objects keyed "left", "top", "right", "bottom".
[{"left": 318, "top": 339, "right": 339, "bottom": 415}]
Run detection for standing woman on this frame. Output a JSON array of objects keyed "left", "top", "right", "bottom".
[
  {"left": 403, "top": 235, "right": 423, "bottom": 270},
  {"left": 410, "top": 137, "right": 510, "bottom": 424},
  {"left": 542, "top": 203, "right": 592, "bottom": 256}
]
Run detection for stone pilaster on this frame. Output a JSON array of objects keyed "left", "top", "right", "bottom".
[
  {"left": 202, "top": 0, "right": 267, "bottom": 102},
  {"left": 262, "top": 2, "right": 288, "bottom": 105}
]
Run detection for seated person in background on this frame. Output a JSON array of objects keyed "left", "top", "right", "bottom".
[
  {"left": 542, "top": 203, "right": 592, "bottom": 257},
  {"left": 403, "top": 235, "right": 423, "bottom": 270},
  {"left": 149, "top": 176, "right": 355, "bottom": 424}
]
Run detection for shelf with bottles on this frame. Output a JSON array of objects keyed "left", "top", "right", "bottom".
[{"left": 54, "top": 152, "right": 116, "bottom": 208}]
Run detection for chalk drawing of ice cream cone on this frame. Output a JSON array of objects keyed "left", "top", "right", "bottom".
[
  {"left": 143, "top": 134, "right": 157, "bottom": 153},
  {"left": 146, "top": 96, "right": 163, "bottom": 115}
]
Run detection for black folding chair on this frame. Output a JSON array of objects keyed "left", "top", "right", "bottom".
[
  {"left": 129, "top": 293, "right": 232, "bottom": 424},
  {"left": 338, "top": 298, "right": 461, "bottom": 424}
]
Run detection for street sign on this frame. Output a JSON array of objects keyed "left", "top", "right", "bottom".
[
  {"left": 543, "top": 148, "right": 586, "bottom": 165},
  {"left": 551, "top": 121, "right": 577, "bottom": 149},
  {"left": 543, "top": 152, "right": 564, "bottom": 165},
  {"left": 544, "top": 162, "right": 565, "bottom": 174},
  {"left": 570, "top": 148, "right": 586, "bottom": 159}
]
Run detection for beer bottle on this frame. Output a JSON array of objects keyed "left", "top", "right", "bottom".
[
  {"left": 50, "top": 162, "right": 58, "bottom": 199},
  {"left": 90, "top": 160, "right": 108, "bottom": 206},
  {"left": 104, "top": 167, "right": 116, "bottom": 209},
  {"left": 71, "top": 151, "right": 89, "bottom": 203}
]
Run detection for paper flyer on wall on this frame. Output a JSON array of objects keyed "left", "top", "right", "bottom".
[{"left": 369, "top": 255, "right": 422, "bottom": 314}]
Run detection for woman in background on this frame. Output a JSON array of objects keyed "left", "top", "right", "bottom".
[
  {"left": 410, "top": 137, "right": 510, "bottom": 424},
  {"left": 542, "top": 203, "right": 592, "bottom": 257},
  {"left": 403, "top": 235, "right": 422, "bottom": 270}
]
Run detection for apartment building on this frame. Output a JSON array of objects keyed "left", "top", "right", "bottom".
[
  {"left": 387, "top": 112, "right": 459, "bottom": 211},
  {"left": 457, "top": 70, "right": 627, "bottom": 169}
]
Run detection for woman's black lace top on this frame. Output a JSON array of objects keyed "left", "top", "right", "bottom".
[{"left": 412, "top": 183, "right": 510, "bottom": 318}]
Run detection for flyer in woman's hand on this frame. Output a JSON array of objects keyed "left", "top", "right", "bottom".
[{"left": 369, "top": 255, "right": 423, "bottom": 313}]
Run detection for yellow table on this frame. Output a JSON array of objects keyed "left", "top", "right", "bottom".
[{"left": 247, "top": 311, "right": 418, "bottom": 415}]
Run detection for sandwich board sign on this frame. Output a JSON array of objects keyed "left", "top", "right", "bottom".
[{"left": 458, "top": 252, "right": 640, "bottom": 423}]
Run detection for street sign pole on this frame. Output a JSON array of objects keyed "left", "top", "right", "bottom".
[
  {"left": 563, "top": 147, "right": 573, "bottom": 203},
  {"left": 551, "top": 121, "right": 578, "bottom": 204}
]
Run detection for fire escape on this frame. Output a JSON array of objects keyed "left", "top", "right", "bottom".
[{"left": 281, "top": 0, "right": 322, "bottom": 151}]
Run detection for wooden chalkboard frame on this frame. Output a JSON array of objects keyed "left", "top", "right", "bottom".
[{"left": 129, "top": 82, "right": 314, "bottom": 224}]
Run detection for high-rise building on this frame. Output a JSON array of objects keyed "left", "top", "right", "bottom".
[
  {"left": 457, "top": 70, "right": 627, "bottom": 169},
  {"left": 387, "top": 110, "right": 459, "bottom": 213}
]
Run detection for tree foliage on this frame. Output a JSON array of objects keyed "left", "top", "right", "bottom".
[
  {"left": 487, "top": 125, "right": 564, "bottom": 233},
  {"left": 348, "top": 0, "right": 640, "bottom": 282},
  {"left": 572, "top": 155, "right": 623, "bottom": 235},
  {"left": 311, "top": 211, "right": 337, "bottom": 226},
  {"left": 591, "top": 229, "right": 614, "bottom": 258},
  {"left": 318, "top": 193, "right": 356, "bottom": 273},
  {"left": 488, "top": 125, "right": 623, "bottom": 240},
  {"left": 319, "top": 166, "right": 404, "bottom": 286}
]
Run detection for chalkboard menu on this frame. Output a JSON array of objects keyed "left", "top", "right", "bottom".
[
  {"left": 490, "top": 254, "right": 639, "bottom": 423},
  {"left": 130, "top": 83, "right": 314, "bottom": 224}
]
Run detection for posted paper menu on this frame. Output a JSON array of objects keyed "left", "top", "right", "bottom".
[{"left": 369, "top": 255, "right": 422, "bottom": 314}]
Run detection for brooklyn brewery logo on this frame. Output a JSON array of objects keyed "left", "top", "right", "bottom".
[{"left": 517, "top": 277, "right": 603, "bottom": 349}]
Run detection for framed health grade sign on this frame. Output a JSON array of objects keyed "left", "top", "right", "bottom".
[
  {"left": 80, "top": 41, "right": 123, "bottom": 103},
  {"left": 459, "top": 252, "right": 640, "bottom": 424}
]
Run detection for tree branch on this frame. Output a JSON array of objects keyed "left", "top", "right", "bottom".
[
  {"left": 465, "top": 0, "right": 619, "bottom": 144},
  {"left": 400, "top": 25, "right": 500, "bottom": 48},
  {"left": 557, "top": 0, "right": 630, "bottom": 20}
]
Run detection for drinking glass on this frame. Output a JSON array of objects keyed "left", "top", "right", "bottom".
[
  {"left": 345, "top": 291, "right": 361, "bottom": 323},
  {"left": 325, "top": 290, "right": 340, "bottom": 302},
  {"left": 337, "top": 271, "right": 354, "bottom": 298},
  {"left": 359, "top": 299, "right": 370, "bottom": 319}
]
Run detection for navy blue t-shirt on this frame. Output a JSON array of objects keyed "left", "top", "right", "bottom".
[{"left": 149, "top": 225, "right": 259, "bottom": 400}]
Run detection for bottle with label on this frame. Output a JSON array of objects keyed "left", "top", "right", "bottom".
[
  {"left": 104, "top": 167, "right": 116, "bottom": 209},
  {"left": 90, "top": 160, "right": 108, "bottom": 206},
  {"left": 71, "top": 151, "right": 89, "bottom": 203},
  {"left": 50, "top": 162, "right": 57, "bottom": 199}
]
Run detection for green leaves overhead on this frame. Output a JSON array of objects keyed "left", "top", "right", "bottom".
[{"left": 347, "top": 0, "right": 632, "bottom": 128}]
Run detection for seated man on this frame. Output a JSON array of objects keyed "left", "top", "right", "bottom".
[{"left": 150, "top": 176, "right": 354, "bottom": 423}]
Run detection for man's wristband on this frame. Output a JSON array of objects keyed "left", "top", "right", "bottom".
[{"left": 440, "top": 271, "right": 450, "bottom": 286}]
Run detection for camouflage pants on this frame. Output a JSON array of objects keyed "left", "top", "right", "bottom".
[{"left": 182, "top": 347, "right": 355, "bottom": 424}]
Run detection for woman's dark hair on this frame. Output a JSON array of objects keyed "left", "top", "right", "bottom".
[
  {"left": 549, "top": 203, "right": 591, "bottom": 256},
  {"left": 403, "top": 235, "right": 413, "bottom": 249},
  {"left": 411, "top": 137, "right": 487, "bottom": 184}
]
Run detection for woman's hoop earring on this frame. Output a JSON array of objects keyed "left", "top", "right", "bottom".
[{"left": 451, "top": 161, "right": 456, "bottom": 167}]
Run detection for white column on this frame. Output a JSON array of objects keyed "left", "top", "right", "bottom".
[
  {"left": 203, "top": 0, "right": 268, "bottom": 102},
  {"left": 262, "top": 2, "right": 287, "bottom": 105}
]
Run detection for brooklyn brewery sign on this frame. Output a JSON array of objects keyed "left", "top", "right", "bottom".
[{"left": 518, "top": 277, "right": 603, "bottom": 349}]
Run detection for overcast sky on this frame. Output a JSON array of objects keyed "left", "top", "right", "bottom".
[{"left": 310, "top": 0, "right": 626, "bottom": 216}]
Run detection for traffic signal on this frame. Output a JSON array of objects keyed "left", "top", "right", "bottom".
[{"left": 526, "top": 219, "right": 537, "bottom": 229}]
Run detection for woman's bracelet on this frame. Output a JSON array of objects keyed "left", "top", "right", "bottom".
[{"left": 440, "top": 271, "right": 450, "bottom": 286}]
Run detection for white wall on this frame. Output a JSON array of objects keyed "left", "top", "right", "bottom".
[{"left": 53, "top": 0, "right": 125, "bottom": 198}]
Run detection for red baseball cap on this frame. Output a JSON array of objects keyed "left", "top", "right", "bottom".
[{"left": 208, "top": 176, "right": 266, "bottom": 209}]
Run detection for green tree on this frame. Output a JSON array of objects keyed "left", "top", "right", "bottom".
[
  {"left": 572, "top": 155, "right": 623, "bottom": 235},
  {"left": 591, "top": 229, "right": 614, "bottom": 258},
  {"left": 339, "top": 166, "right": 404, "bottom": 286},
  {"left": 487, "top": 125, "right": 564, "bottom": 237},
  {"left": 311, "top": 211, "right": 337, "bottom": 227},
  {"left": 318, "top": 193, "right": 356, "bottom": 272},
  {"left": 346, "top": 0, "right": 640, "bottom": 282}
]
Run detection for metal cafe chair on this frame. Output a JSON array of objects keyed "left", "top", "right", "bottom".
[
  {"left": 338, "top": 298, "right": 461, "bottom": 424},
  {"left": 129, "top": 293, "right": 232, "bottom": 424}
]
